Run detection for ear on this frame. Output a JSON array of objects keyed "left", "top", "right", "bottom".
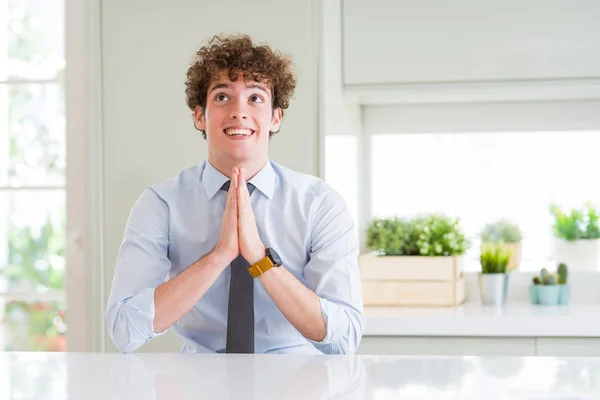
[
  {"left": 270, "top": 108, "right": 283, "bottom": 133},
  {"left": 193, "top": 106, "right": 206, "bottom": 131}
]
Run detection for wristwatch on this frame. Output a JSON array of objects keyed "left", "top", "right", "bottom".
[{"left": 248, "top": 247, "right": 283, "bottom": 278}]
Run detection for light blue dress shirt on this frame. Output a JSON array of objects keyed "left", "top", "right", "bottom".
[{"left": 105, "top": 160, "right": 365, "bottom": 354}]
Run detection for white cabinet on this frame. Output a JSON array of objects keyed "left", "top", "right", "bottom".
[
  {"left": 536, "top": 338, "right": 600, "bottom": 357},
  {"left": 358, "top": 336, "right": 536, "bottom": 356},
  {"left": 342, "top": 0, "right": 600, "bottom": 87},
  {"left": 113, "top": 334, "right": 600, "bottom": 356}
]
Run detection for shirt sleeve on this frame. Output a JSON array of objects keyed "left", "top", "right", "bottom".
[
  {"left": 105, "top": 187, "right": 172, "bottom": 353},
  {"left": 303, "top": 186, "right": 365, "bottom": 354}
]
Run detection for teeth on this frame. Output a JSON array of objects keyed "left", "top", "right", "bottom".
[{"left": 225, "top": 128, "right": 253, "bottom": 136}]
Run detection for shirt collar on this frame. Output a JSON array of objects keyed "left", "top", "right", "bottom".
[{"left": 202, "top": 160, "right": 275, "bottom": 200}]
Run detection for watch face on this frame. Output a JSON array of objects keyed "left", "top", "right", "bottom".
[{"left": 267, "top": 248, "right": 282, "bottom": 266}]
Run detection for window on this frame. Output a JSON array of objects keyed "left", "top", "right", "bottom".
[
  {"left": 0, "top": 0, "right": 66, "bottom": 360},
  {"left": 370, "top": 131, "right": 600, "bottom": 272},
  {"left": 324, "top": 101, "right": 600, "bottom": 272}
]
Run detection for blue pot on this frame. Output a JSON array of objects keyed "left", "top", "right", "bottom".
[
  {"left": 537, "top": 285, "right": 561, "bottom": 306},
  {"left": 529, "top": 285, "right": 539, "bottom": 305},
  {"left": 558, "top": 284, "right": 571, "bottom": 305}
]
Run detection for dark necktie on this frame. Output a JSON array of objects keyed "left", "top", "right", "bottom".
[{"left": 220, "top": 180, "right": 256, "bottom": 353}]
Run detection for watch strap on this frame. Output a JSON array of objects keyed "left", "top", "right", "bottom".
[{"left": 248, "top": 256, "right": 275, "bottom": 278}]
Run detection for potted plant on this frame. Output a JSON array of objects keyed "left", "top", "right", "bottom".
[
  {"left": 360, "top": 213, "right": 470, "bottom": 306},
  {"left": 480, "top": 218, "right": 522, "bottom": 271},
  {"left": 550, "top": 202, "right": 600, "bottom": 271},
  {"left": 530, "top": 263, "right": 570, "bottom": 306},
  {"left": 478, "top": 242, "right": 513, "bottom": 306}
]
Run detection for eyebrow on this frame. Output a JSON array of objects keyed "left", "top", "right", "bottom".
[
  {"left": 246, "top": 83, "right": 269, "bottom": 94},
  {"left": 208, "top": 83, "right": 230, "bottom": 94},
  {"left": 208, "top": 82, "right": 270, "bottom": 96}
]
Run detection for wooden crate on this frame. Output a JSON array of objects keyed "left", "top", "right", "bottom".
[
  {"left": 361, "top": 277, "right": 466, "bottom": 307},
  {"left": 358, "top": 253, "right": 466, "bottom": 307},
  {"left": 358, "top": 253, "right": 464, "bottom": 281}
]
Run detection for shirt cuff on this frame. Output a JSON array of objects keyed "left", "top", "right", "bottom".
[
  {"left": 307, "top": 296, "right": 339, "bottom": 347},
  {"left": 123, "top": 287, "right": 168, "bottom": 340}
]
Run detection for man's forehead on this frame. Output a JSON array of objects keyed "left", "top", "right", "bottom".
[{"left": 209, "top": 70, "right": 271, "bottom": 91}]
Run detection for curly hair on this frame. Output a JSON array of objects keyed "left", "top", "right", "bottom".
[{"left": 185, "top": 34, "right": 297, "bottom": 138}]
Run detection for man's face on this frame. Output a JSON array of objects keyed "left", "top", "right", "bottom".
[{"left": 194, "top": 70, "right": 282, "bottom": 166}]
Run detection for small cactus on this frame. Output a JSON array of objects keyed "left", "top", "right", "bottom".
[
  {"left": 535, "top": 267, "right": 560, "bottom": 285},
  {"left": 540, "top": 268, "right": 549, "bottom": 284},
  {"left": 557, "top": 263, "right": 568, "bottom": 284}
]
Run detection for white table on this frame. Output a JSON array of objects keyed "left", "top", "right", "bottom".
[{"left": 1, "top": 352, "right": 600, "bottom": 399}]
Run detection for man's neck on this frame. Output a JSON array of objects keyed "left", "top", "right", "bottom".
[{"left": 209, "top": 157, "right": 267, "bottom": 181}]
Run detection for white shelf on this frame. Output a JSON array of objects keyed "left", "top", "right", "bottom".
[{"left": 364, "top": 303, "right": 600, "bottom": 337}]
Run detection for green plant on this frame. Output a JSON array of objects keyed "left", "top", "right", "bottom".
[
  {"left": 540, "top": 268, "right": 556, "bottom": 284},
  {"left": 1, "top": 215, "right": 66, "bottom": 351},
  {"left": 3, "top": 221, "right": 65, "bottom": 291},
  {"left": 480, "top": 242, "right": 512, "bottom": 274},
  {"left": 557, "top": 263, "right": 568, "bottom": 284},
  {"left": 480, "top": 219, "right": 522, "bottom": 243},
  {"left": 365, "top": 217, "right": 420, "bottom": 256},
  {"left": 532, "top": 264, "right": 568, "bottom": 285},
  {"left": 3, "top": 301, "right": 67, "bottom": 351},
  {"left": 550, "top": 202, "right": 600, "bottom": 241},
  {"left": 414, "top": 213, "right": 470, "bottom": 256},
  {"left": 365, "top": 213, "right": 470, "bottom": 256}
]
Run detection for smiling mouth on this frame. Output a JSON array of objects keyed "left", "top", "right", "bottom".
[{"left": 224, "top": 128, "right": 255, "bottom": 136}]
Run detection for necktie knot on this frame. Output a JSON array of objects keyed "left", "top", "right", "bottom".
[{"left": 220, "top": 180, "right": 255, "bottom": 195}]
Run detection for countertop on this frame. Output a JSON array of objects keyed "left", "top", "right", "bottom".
[
  {"left": 2, "top": 352, "right": 600, "bottom": 399},
  {"left": 364, "top": 303, "right": 600, "bottom": 337}
]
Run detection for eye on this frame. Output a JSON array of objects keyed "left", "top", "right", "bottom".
[
  {"left": 249, "top": 94, "right": 264, "bottom": 103},
  {"left": 215, "top": 93, "right": 229, "bottom": 102}
]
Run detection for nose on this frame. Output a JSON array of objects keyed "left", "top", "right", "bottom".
[{"left": 229, "top": 101, "right": 249, "bottom": 120}]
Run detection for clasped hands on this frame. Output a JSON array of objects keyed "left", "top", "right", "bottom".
[{"left": 214, "top": 167, "right": 266, "bottom": 267}]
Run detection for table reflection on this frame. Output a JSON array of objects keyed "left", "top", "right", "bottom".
[
  {"left": 3, "top": 352, "right": 600, "bottom": 399},
  {"left": 103, "top": 353, "right": 366, "bottom": 400}
]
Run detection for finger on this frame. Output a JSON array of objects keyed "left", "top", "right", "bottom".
[
  {"left": 237, "top": 168, "right": 246, "bottom": 208},
  {"left": 231, "top": 168, "right": 238, "bottom": 190},
  {"left": 240, "top": 168, "right": 251, "bottom": 205},
  {"left": 224, "top": 176, "right": 233, "bottom": 211},
  {"left": 231, "top": 170, "right": 238, "bottom": 211},
  {"left": 238, "top": 168, "right": 246, "bottom": 185},
  {"left": 225, "top": 170, "right": 235, "bottom": 209}
]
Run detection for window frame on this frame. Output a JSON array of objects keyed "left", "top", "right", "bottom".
[{"left": 64, "top": 0, "right": 104, "bottom": 352}]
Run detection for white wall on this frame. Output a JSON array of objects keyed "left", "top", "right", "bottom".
[
  {"left": 100, "top": 0, "right": 320, "bottom": 352},
  {"left": 342, "top": 0, "right": 600, "bottom": 86},
  {"left": 340, "top": 0, "right": 600, "bottom": 106}
]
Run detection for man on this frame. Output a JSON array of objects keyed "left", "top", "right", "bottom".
[{"left": 105, "top": 34, "right": 365, "bottom": 354}]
